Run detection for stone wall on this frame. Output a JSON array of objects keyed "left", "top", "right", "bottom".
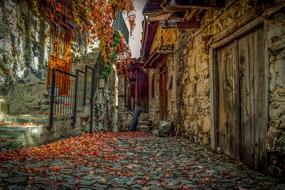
[
  {"left": 173, "top": 0, "right": 285, "bottom": 176},
  {"left": 177, "top": 26, "right": 212, "bottom": 144},
  {"left": 0, "top": 111, "right": 90, "bottom": 150},
  {"left": 165, "top": 55, "right": 177, "bottom": 124},
  {"left": 5, "top": 81, "right": 48, "bottom": 115},
  {"left": 174, "top": 28, "right": 192, "bottom": 136},
  {"left": 0, "top": 0, "right": 50, "bottom": 89},
  {"left": 148, "top": 54, "right": 178, "bottom": 127},
  {"left": 148, "top": 68, "right": 160, "bottom": 127},
  {"left": 266, "top": 11, "right": 285, "bottom": 176},
  {"left": 117, "top": 75, "right": 132, "bottom": 131},
  {"left": 94, "top": 67, "right": 118, "bottom": 132},
  {"left": 0, "top": 0, "right": 88, "bottom": 116}
]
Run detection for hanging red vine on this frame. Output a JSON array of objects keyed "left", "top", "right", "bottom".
[{"left": 31, "top": 0, "right": 135, "bottom": 74}]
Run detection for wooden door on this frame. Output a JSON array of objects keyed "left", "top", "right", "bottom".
[
  {"left": 238, "top": 27, "right": 266, "bottom": 171},
  {"left": 216, "top": 26, "right": 266, "bottom": 171},
  {"left": 159, "top": 65, "right": 168, "bottom": 120},
  {"left": 217, "top": 40, "right": 240, "bottom": 160}
]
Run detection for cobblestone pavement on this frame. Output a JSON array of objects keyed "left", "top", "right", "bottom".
[{"left": 0, "top": 132, "right": 284, "bottom": 190}]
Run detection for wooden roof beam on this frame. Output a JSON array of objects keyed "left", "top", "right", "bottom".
[
  {"left": 184, "top": 8, "right": 200, "bottom": 21},
  {"left": 162, "top": 0, "right": 225, "bottom": 10},
  {"left": 148, "top": 13, "right": 172, "bottom": 22},
  {"left": 160, "top": 19, "right": 200, "bottom": 29}
]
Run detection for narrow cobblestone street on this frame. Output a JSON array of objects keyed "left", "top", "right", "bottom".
[{"left": 0, "top": 132, "right": 284, "bottom": 190}]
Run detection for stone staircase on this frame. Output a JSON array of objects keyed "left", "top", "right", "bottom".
[
  {"left": 138, "top": 113, "right": 152, "bottom": 132},
  {"left": 0, "top": 114, "right": 48, "bottom": 151}
]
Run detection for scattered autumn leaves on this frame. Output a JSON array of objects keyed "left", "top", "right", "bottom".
[
  {"left": 0, "top": 132, "right": 151, "bottom": 188},
  {"left": 0, "top": 132, "right": 149, "bottom": 163},
  {"left": 0, "top": 132, "right": 275, "bottom": 190}
]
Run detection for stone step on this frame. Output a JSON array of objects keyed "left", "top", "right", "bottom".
[
  {"left": 139, "top": 122, "right": 151, "bottom": 126},
  {"left": 140, "top": 113, "right": 149, "bottom": 121},
  {"left": 0, "top": 139, "right": 24, "bottom": 150},
  {"left": 0, "top": 134, "right": 20, "bottom": 139},
  {"left": 0, "top": 138, "right": 26, "bottom": 148},
  {"left": 0, "top": 127, "right": 27, "bottom": 139},
  {"left": 40, "top": 105, "right": 50, "bottom": 112},
  {"left": 3, "top": 114, "right": 48, "bottom": 124},
  {"left": 139, "top": 121, "right": 151, "bottom": 127},
  {"left": 0, "top": 136, "right": 15, "bottom": 149},
  {"left": 139, "top": 125, "right": 151, "bottom": 132},
  {"left": 0, "top": 127, "right": 27, "bottom": 150},
  {"left": 0, "top": 125, "right": 47, "bottom": 150}
]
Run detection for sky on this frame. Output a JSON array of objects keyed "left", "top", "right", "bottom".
[{"left": 128, "top": 0, "right": 147, "bottom": 58}]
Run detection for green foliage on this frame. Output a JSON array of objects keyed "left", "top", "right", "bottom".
[
  {"left": 102, "top": 64, "right": 112, "bottom": 81},
  {"left": 100, "top": 31, "right": 121, "bottom": 81},
  {"left": 110, "top": 31, "right": 121, "bottom": 64}
]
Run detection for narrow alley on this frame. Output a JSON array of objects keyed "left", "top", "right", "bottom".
[
  {"left": 0, "top": 132, "right": 283, "bottom": 190},
  {"left": 1, "top": 0, "right": 285, "bottom": 189}
]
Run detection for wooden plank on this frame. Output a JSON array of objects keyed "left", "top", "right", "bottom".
[
  {"left": 165, "top": 0, "right": 224, "bottom": 8},
  {"left": 233, "top": 40, "right": 240, "bottom": 160},
  {"left": 217, "top": 45, "right": 227, "bottom": 154},
  {"left": 177, "top": 21, "right": 200, "bottom": 28},
  {"left": 149, "top": 13, "right": 172, "bottom": 22},
  {"left": 239, "top": 33, "right": 254, "bottom": 167},
  {"left": 212, "top": 15, "right": 264, "bottom": 49},
  {"left": 209, "top": 48, "right": 218, "bottom": 149},
  {"left": 183, "top": 8, "right": 199, "bottom": 21},
  {"left": 226, "top": 40, "right": 239, "bottom": 160},
  {"left": 217, "top": 40, "right": 240, "bottom": 159},
  {"left": 263, "top": 22, "right": 269, "bottom": 173},
  {"left": 249, "top": 31, "right": 256, "bottom": 168},
  {"left": 253, "top": 27, "right": 266, "bottom": 171}
]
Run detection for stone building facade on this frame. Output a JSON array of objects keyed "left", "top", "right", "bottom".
[
  {"left": 0, "top": 0, "right": 132, "bottom": 149},
  {"left": 0, "top": 0, "right": 89, "bottom": 116},
  {"left": 148, "top": 68, "right": 160, "bottom": 126},
  {"left": 142, "top": 0, "right": 285, "bottom": 177},
  {"left": 148, "top": 55, "right": 178, "bottom": 128}
]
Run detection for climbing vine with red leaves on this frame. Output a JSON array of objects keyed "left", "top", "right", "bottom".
[{"left": 31, "top": 0, "right": 135, "bottom": 77}]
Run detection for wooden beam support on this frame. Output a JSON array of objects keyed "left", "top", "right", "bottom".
[
  {"left": 184, "top": 8, "right": 199, "bottom": 21},
  {"left": 178, "top": 20, "right": 200, "bottom": 28},
  {"left": 148, "top": 13, "right": 172, "bottom": 22},
  {"left": 162, "top": 0, "right": 225, "bottom": 9},
  {"left": 160, "top": 19, "right": 200, "bottom": 29}
]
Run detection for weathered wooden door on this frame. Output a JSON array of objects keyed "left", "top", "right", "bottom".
[
  {"left": 217, "top": 40, "right": 240, "bottom": 160},
  {"left": 216, "top": 27, "right": 266, "bottom": 171},
  {"left": 159, "top": 64, "right": 168, "bottom": 120},
  {"left": 238, "top": 27, "right": 266, "bottom": 171}
]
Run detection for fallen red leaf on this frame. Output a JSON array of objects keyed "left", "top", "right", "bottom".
[{"left": 49, "top": 166, "right": 61, "bottom": 172}]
